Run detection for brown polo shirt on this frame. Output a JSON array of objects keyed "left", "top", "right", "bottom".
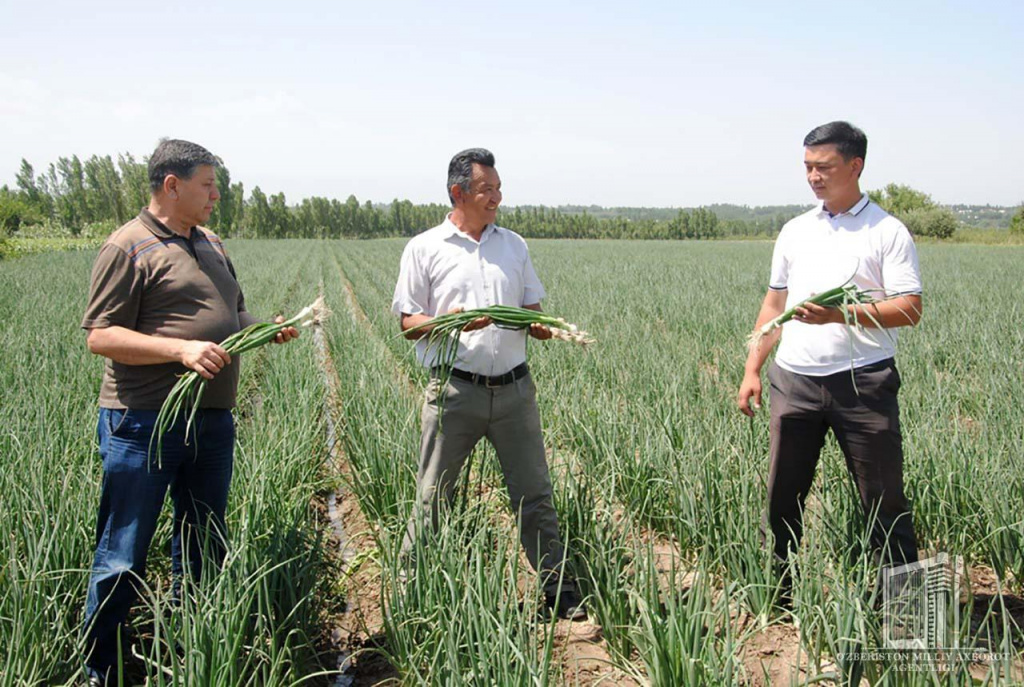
[{"left": 82, "top": 209, "right": 248, "bottom": 410}]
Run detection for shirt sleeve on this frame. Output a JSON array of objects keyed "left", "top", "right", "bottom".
[
  {"left": 881, "top": 222, "right": 923, "bottom": 296},
  {"left": 391, "top": 240, "right": 430, "bottom": 316},
  {"left": 522, "top": 242, "right": 546, "bottom": 305},
  {"left": 768, "top": 229, "right": 790, "bottom": 291},
  {"left": 81, "top": 244, "right": 143, "bottom": 329}
]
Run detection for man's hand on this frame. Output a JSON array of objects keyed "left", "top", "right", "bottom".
[
  {"left": 450, "top": 307, "right": 491, "bottom": 332},
  {"left": 273, "top": 315, "right": 300, "bottom": 344},
  {"left": 521, "top": 302, "right": 549, "bottom": 339},
  {"left": 737, "top": 289, "right": 785, "bottom": 418},
  {"left": 793, "top": 301, "right": 843, "bottom": 325},
  {"left": 737, "top": 370, "right": 763, "bottom": 417},
  {"left": 528, "top": 323, "right": 552, "bottom": 340},
  {"left": 179, "top": 340, "right": 231, "bottom": 380}
]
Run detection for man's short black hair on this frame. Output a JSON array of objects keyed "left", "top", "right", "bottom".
[
  {"left": 447, "top": 148, "right": 495, "bottom": 205},
  {"left": 148, "top": 139, "right": 219, "bottom": 193},
  {"left": 803, "top": 121, "right": 867, "bottom": 162}
]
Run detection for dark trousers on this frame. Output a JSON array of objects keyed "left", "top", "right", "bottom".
[{"left": 766, "top": 359, "right": 918, "bottom": 567}]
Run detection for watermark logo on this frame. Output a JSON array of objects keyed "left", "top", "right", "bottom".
[
  {"left": 838, "top": 553, "right": 1012, "bottom": 673},
  {"left": 882, "top": 552, "right": 962, "bottom": 651}
]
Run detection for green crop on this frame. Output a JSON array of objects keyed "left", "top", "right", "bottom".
[
  {"left": 151, "top": 297, "right": 328, "bottom": 464},
  {"left": 3, "top": 239, "right": 1022, "bottom": 684},
  {"left": 402, "top": 304, "right": 593, "bottom": 415}
]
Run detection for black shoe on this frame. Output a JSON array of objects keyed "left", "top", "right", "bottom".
[{"left": 545, "top": 590, "right": 588, "bottom": 621}]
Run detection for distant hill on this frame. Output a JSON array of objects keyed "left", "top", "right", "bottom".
[{"left": 949, "top": 205, "right": 1016, "bottom": 230}]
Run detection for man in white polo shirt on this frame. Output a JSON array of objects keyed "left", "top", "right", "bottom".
[
  {"left": 392, "top": 148, "right": 585, "bottom": 620},
  {"left": 738, "top": 121, "right": 922, "bottom": 570}
]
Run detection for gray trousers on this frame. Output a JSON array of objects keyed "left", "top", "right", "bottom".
[
  {"left": 403, "top": 372, "right": 572, "bottom": 595},
  {"left": 767, "top": 359, "right": 919, "bottom": 567}
]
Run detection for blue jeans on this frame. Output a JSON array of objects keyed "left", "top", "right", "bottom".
[{"left": 83, "top": 407, "right": 235, "bottom": 679}]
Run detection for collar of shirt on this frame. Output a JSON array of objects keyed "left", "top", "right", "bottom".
[
  {"left": 139, "top": 208, "right": 196, "bottom": 240},
  {"left": 440, "top": 213, "right": 501, "bottom": 244},
  {"left": 817, "top": 193, "right": 870, "bottom": 220}
]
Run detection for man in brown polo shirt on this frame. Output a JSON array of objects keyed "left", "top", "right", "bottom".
[{"left": 80, "top": 139, "right": 297, "bottom": 685}]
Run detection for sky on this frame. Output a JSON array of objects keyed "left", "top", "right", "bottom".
[{"left": 1, "top": 0, "right": 1021, "bottom": 208}]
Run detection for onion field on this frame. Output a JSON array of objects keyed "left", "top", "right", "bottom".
[{"left": 1, "top": 239, "right": 1022, "bottom": 686}]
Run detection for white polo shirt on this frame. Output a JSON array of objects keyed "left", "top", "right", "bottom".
[
  {"left": 769, "top": 194, "right": 922, "bottom": 376},
  {"left": 391, "top": 216, "right": 546, "bottom": 376}
]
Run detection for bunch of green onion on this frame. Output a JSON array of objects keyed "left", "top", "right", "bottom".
[
  {"left": 746, "top": 283, "right": 879, "bottom": 352},
  {"left": 406, "top": 305, "right": 593, "bottom": 409},
  {"left": 151, "top": 296, "right": 328, "bottom": 463}
]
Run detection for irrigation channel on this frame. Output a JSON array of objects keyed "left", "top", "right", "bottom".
[{"left": 312, "top": 292, "right": 356, "bottom": 687}]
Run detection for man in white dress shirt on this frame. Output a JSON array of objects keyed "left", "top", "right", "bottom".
[
  {"left": 392, "top": 148, "right": 585, "bottom": 620},
  {"left": 738, "top": 122, "right": 922, "bottom": 572}
]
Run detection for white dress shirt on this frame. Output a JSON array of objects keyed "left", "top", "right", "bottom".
[
  {"left": 392, "top": 216, "right": 546, "bottom": 375},
  {"left": 769, "top": 194, "right": 922, "bottom": 376}
]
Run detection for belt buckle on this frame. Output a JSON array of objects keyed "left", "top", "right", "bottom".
[{"left": 484, "top": 374, "right": 500, "bottom": 389}]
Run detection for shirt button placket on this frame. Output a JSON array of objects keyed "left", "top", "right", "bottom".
[{"left": 478, "top": 244, "right": 498, "bottom": 374}]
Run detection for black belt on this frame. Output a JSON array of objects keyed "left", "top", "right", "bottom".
[{"left": 438, "top": 363, "right": 530, "bottom": 388}]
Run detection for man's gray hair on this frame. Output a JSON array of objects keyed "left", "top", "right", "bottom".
[
  {"left": 447, "top": 148, "right": 495, "bottom": 205},
  {"left": 148, "top": 139, "right": 219, "bottom": 193}
]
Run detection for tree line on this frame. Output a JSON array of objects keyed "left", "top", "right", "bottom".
[
  {"left": 1, "top": 156, "right": 150, "bottom": 236},
  {"left": 868, "top": 184, "right": 963, "bottom": 239},
  {"left": 2, "top": 152, "right": 1018, "bottom": 241}
]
